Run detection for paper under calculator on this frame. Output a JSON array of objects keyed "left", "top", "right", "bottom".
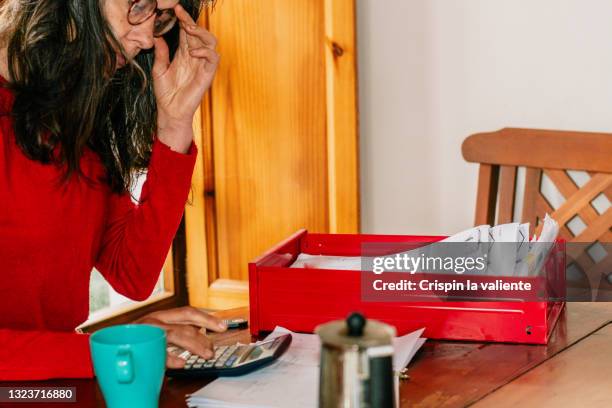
[{"left": 166, "top": 333, "right": 292, "bottom": 378}]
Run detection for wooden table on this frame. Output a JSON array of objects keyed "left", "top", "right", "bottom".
[{"left": 1, "top": 303, "right": 611, "bottom": 407}]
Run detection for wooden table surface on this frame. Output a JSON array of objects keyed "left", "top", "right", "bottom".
[{"left": 1, "top": 303, "right": 611, "bottom": 407}]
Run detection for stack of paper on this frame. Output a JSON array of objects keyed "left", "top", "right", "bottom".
[
  {"left": 187, "top": 326, "right": 426, "bottom": 408},
  {"left": 290, "top": 254, "right": 363, "bottom": 270},
  {"left": 290, "top": 214, "right": 560, "bottom": 278}
]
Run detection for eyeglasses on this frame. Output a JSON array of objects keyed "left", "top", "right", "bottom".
[{"left": 128, "top": 0, "right": 178, "bottom": 37}]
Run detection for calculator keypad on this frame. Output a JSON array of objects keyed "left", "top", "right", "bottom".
[
  {"left": 167, "top": 335, "right": 288, "bottom": 373},
  {"left": 169, "top": 344, "right": 250, "bottom": 370},
  {"left": 166, "top": 334, "right": 291, "bottom": 378},
  {"left": 214, "top": 345, "right": 238, "bottom": 368}
]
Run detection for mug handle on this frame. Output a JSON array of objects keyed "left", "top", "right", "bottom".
[{"left": 116, "top": 347, "right": 134, "bottom": 384}]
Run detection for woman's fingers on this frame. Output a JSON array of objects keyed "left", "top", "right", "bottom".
[
  {"left": 174, "top": 4, "right": 217, "bottom": 49},
  {"left": 165, "top": 324, "right": 215, "bottom": 360},
  {"left": 135, "top": 310, "right": 221, "bottom": 368},
  {"left": 176, "top": 19, "right": 190, "bottom": 55},
  {"left": 172, "top": 6, "right": 195, "bottom": 57},
  {"left": 174, "top": 3, "right": 197, "bottom": 27},
  {"left": 166, "top": 353, "right": 186, "bottom": 369},
  {"left": 184, "top": 24, "right": 217, "bottom": 49},
  {"left": 189, "top": 47, "right": 219, "bottom": 58},
  {"left": 151, "top": 306, "right": 227, "bottom": 332},
  {"left": 174, "top": 5, "right": 200, "bottom": 50},
  {"left": 189, "top": 47, "right": 220, "bottom": 71},
  {"left": 152, "top": 37, "right": 171, "bottom": 77},
  {"left": 159, "top": 0, "right": 180, "bottom": 8}
]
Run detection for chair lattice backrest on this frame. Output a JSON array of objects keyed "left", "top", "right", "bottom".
[{"left": 462, "top": 128, "right": 612, "bottom": 299}]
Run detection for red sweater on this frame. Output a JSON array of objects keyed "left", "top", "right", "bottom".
[{"left": 0, "top": 76, "right": 197, "bottom": 380}]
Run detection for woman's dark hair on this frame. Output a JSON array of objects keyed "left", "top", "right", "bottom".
[{"left": 0, "top": 0, "right": 209, "bottom": 193}]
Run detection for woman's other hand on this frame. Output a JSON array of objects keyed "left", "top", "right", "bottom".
[
  {"left": 135, "top": 306, "right": 227, "bottom": 368},
  {"left": 152, "top": 4, "right": 220, "bottom": 153}
]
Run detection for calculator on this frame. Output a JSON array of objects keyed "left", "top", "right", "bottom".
[{"left": 166, "top": 334, "right": 292, "bottom": 378}]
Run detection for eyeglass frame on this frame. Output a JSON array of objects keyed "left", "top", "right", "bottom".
[{"left": 127, "top": 0, "right": 179, "bottom": 37}]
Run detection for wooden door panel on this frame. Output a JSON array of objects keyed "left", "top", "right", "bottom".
[
  {"left": 185, "top": 0, "right": 359, "bottom": 308},
  {"left": 209, "top": 0, "right": 330, "bottom": 281}
]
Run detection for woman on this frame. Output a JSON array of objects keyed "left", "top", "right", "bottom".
[{"left": 0, "top": 0, "right": 225, "bottom": 380}]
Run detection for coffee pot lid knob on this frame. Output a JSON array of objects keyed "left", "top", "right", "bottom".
[
  {"left": 347, "top": 312, "right": 366, "bottom": 337},
  {"left": 316, "top": 312, "right": 396, "bottom": 349}
]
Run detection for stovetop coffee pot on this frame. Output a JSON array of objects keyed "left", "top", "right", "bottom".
[{"left": 316, "top": 312, "right": 396, "bottom": 408}]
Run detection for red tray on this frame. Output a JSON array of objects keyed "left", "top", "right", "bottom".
[{"left": 248, "top": 230, "right": 565, "bottom": 344}]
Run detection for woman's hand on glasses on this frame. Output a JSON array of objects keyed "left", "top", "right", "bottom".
[{"left": 152, "top": 3, "right": 219, "bottom": 154}]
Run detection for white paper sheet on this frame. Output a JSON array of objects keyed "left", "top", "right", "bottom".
[
  {"left": 187, "top": 326, "right": 426, "bottom": 408},
  {"left": 290, "top": 254, "right": 364, "bottom": 270}
]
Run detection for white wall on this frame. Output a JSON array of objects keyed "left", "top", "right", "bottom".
[{"left": 357, "top": 0, "right": 612, "bottom": 235}]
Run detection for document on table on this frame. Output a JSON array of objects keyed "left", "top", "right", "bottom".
[{"left": 186, "top": 326, "right": 426, "bottom": 408}]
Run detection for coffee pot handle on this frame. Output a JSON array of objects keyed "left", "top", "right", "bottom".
[{"left": 369, "top": 353, "right": 395, "bottom": 408}]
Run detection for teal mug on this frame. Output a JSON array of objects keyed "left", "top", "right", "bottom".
[{"left": 90, "top": 324, "right": 166, "bottom": 408}]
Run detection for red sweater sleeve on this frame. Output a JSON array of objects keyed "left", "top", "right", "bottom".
[
  {"left": 95, "top": 138, "right": 197, "bottom": 301},
  {"left": 0, "top": 329, "right": 93, "bottom": 380},
  {"left": 0, "top": 139, "right": 196, "bottom": 381}
]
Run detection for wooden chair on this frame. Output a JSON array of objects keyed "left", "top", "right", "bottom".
[{"left": 462, "top": 128, "right": 612, "bottom": 300}]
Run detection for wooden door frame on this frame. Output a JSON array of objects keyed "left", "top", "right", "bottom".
[
  {"left": 324, "top": 0, "right": 360, "bottom": 234},
  {"left": 184, "top": 0, "right": 359, "bottom": 309}
]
